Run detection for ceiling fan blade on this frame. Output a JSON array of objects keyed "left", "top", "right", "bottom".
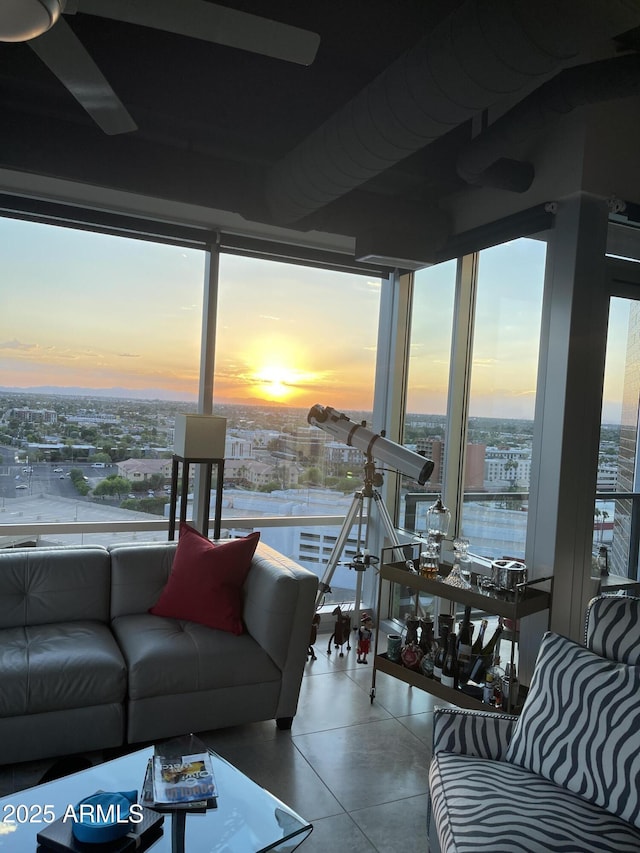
[
  {"left": 76, "top": 0, "right": 320, "bottom": 66},
  {"left": 29, "top": 17, "right": 137, "bottom": 134}
]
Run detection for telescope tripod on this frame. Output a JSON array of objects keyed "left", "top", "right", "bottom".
[{"left": 315, "top": 457, "right": 406, "bottom": 627}]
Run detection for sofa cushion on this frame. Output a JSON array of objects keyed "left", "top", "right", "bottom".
[
  {"left": 112, "top": 613, "right": 280, "bottom": 700},
  {"left": 0, "top": 622, "right": 126, "bottom": 716},
  {"left": 149, "top": 525, "right": 259, "bottom": 635},
  {"left": 505, "top": 631, "right": 640, "bottom": 829},
  {"left": 429, "top": 751, "right": 640, "bottom": 852},
  {"left": 0, "top": 546, "right": 111, "bottom": 629},
  {"left": 109, "top": 542, "right": 177, "bottom": 618}
]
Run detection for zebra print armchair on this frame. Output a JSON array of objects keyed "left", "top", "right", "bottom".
[{"left": 427, "top": 594, "right": 640, "bottom": 853}]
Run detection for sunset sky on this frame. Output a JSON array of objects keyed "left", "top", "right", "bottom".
[
  {"left": 216, "top": 253, "right": 380, "bottom": 410},
  {"left": 1, "top": 218, "right": 205, "bottom": 398},
  {"left": 0, "top": 216, "right": 629, "bottom": 422}
]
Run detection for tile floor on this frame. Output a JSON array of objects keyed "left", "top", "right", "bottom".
[{"left": 0, "top": 642, "right": 448, "bottom": 852}]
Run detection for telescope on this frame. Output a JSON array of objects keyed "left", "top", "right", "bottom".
[{"left": 307, "top": 404, "right": 434, "bottom": 485}]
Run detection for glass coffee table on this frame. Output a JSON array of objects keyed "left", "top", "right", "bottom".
[{"left": 0, "top": 746, "right": 312, "bottom": 852}]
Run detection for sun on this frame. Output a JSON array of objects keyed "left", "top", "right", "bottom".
[{"left": 254, "top": 365, "right": 299, "bottom": 400}]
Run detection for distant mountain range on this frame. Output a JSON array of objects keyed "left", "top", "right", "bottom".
[{"left": 0, "top": 385, "right": 196, "bottom": 403}]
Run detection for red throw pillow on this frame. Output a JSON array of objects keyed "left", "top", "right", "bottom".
[{"left": 150, "top": 523, "right": 260, "bottom": 635}]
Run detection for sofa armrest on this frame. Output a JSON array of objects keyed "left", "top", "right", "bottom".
[
  {"left": 432, "top": 706, "right": 517, "bottom": 762},
  {"left": 243, "top": 542, "right": 318, "bottom": 719}
]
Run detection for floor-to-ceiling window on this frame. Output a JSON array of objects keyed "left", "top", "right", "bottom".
[
  {"left": 215, "top": 253, "right": 382, "bottom": 605},
  {"left": 0, "top": 215, "right": 205, "bottom": 545},
  {"left": 596, "top": 257, "right": 640, "bottom": 579},
  {"left": 389, "top": 238, "right": 546, "bottom": 628},
  {"left": 597, "top": 295, "right": 631, "bottom": 574},
  {"left": 401, "top": 259, "right": 456, "bottom": 531},
  {"left": 461, "top": 238, "right": 546, "bottom": 560},
  {"left": 398, "top": 238, "right": 547, "bottom": 561}
]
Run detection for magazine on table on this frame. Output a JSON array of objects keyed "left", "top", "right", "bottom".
[
  {"left": 142, "top": 757, "right": 217, "bottom": 811},
  {"left": 144, "top": 734, "right": 218, "bottom": 810},
  {"left": 153, "top": 750, "right": 217, "bottom": 805}
]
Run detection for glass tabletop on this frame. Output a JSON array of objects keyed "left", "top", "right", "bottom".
[{"left": 0, "top": 745, "right": 312, "bottom": 852}]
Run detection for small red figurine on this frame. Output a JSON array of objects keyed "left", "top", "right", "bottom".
[{"left": 357, "top": 613, "right": 374, "bottom": 664}]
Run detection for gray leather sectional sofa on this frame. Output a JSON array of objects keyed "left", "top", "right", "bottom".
[{"left": 0, "top": 540, "right": 318, "bottom": 766}]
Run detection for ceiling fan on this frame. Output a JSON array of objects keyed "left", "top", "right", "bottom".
[{"left": 0, "top": 0, "right": 320, "bottom": 135}]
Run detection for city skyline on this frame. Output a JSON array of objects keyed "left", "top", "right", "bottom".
[{"left": 0, "top": 216, "right": 630, "bottom": 423}]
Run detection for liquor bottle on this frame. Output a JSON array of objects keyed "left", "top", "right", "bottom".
[
  {"left": 482, "top": 651, "right": 504, "bottom": 706},
  {"left": 482, "top": 668, "right": 495, "bottom": 704},
  {"left": 400, "top": 641, "right": 423, "bottom": 671},
  {"left": 480, "top": 620, "right": 504, "bottom": 661},
  {"left": 419, "top": 549, "right": 429, "bottom": 576},
  {"left": 418, "top": 619, "right": 435, "bottom": 656},
  {"left": 419, "top": 648, "right": 435, "bottom": 678},
  {"left": 419, "top": 620, "right": 436, "bottom": 678},
  {"left": 469, "top": 620, "right": 502, "bottom": 684},
  {"left": 468, "top": 650, "right": 488, "bottom": 684},
  {"left": 440, "top": 633, "right": 459, "bottom": 689},
  {"left": 419, "top": 544, "right": 439, "bottom": 578},
  {"left": 492, "top": 668, "right": 504, "bottom": 709},
  {"left": 456, "top": 606, "right": 473, "bottom": 681},
  {"left": 501, "top": 662, "right": 519, "bottom": 710},
  {"left": 471, "top": 618, "right": 488, "bottom": 656},
  {"left": 433, "top": 625, "right": 449, "bottom": 681}
]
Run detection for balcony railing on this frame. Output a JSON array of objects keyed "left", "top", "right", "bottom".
[
  {"left": 0, "top": 514, "right": 345, "bottom": 542},
  {"left": 404, "top": 490, "right": 640, "bottom": 579},
  {"left": 404, "top": 490, "right": 529, "bottom": 533},
  {"left": 4, "top": 489, "right": 638, "bottom": 581}
]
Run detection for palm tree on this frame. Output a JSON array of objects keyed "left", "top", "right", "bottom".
[{"left": 594, "top": 508, "right": 602, "bottom": 544}]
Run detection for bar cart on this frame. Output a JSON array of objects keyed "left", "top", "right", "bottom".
[{"left": 370, "top": 543, "right": 552, "bottom": 713}]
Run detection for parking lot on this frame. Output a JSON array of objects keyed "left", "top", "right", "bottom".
[{"left": 0, "top": 452, "right": 103, "bottom": 503}]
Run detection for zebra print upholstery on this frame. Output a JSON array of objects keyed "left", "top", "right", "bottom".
[
  {"left": 505, "top": 631, "right": 640, "bottom": 828},
  {"left": 432, "top": 707, "right": 517, "bottom": 762},
  {"left": 427, "top": 594, "right": 640, "bottom": 853},
  {"left": 429, "top": 752, "right": 640, "bottom": 852},
  {"left": 585, "top": 594, "right": 640, "bottom": 664}
]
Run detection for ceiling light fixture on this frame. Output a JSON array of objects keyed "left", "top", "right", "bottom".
[{"left": 0, "top": 0, "right": 63, "bottom": 43}]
